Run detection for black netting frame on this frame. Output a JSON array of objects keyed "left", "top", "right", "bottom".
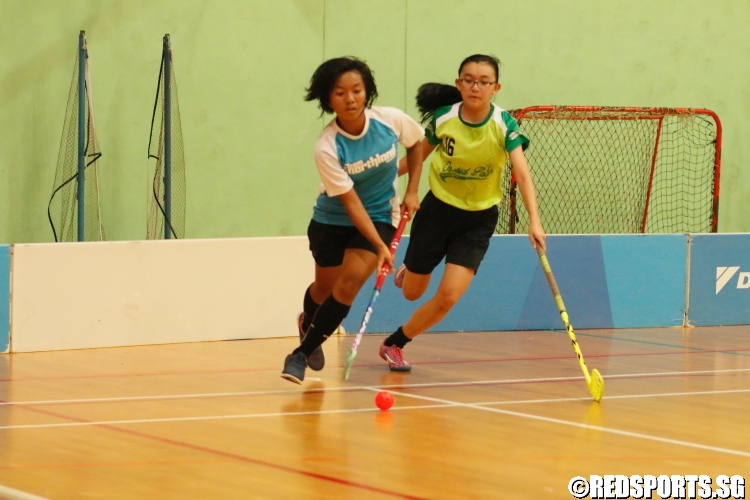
[
  {"left": 147, "top": 35, "right": 186, "bottom": 240},
  {"left": 48, "top": 34, "right": 104, "bottom": 242}
]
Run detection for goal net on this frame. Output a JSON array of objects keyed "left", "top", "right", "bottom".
[
  {"left": 146, "top": 34, "right": 186, "bottom": 240},
  {"left": 48, "top": 31, "right": 104, "bottom": 242},
  {"left": 497, "top": 106, "right": 721, "bottom": 234}
]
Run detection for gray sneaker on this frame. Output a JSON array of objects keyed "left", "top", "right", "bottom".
[
  {"left": 298, "top": 312, "right": 325, "bottom": 371},
  {"left": 281, "top": 351, "right": 307, "bottom": 384}
]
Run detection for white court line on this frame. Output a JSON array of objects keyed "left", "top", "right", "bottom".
[
  {"left": 2, "top": 386, "right": 750, "bottom": 458},
  {"left": 1, "top": 386, "right": 749, "bottom": 434},
  {"left": 0, "top": 484, "right": 50, "bottom": 500},
  {"left": 473, "top": 388, "right": 750, "bottom": 406},
  {"left": 360, "top": 387, "right": 750, "bottom": 458},
  {"left": 2, "top": 367, "right": 750, "bottom": 407}
]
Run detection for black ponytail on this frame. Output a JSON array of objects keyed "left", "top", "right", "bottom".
[{"left": 415, "top": 83, "right": 462, "bottom": 123}]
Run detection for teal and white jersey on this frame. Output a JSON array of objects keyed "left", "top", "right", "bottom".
[{"left": 312, "top": 106, "right": 424, "bottom": 226}]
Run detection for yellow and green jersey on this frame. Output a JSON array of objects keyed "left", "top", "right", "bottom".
[{"left": 425, "top": 103, "right": 529, "bottom": 211}]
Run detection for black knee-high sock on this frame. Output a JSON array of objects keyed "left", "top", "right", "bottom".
[
  {"left": 301, "top": 286, "right": 319, "bottom": 334},
  {"left": 384, "top": 326, "right": 412, "bottom": 349},
  {"left": 294, "top": 296, "right": 350, "bottom": 357}
]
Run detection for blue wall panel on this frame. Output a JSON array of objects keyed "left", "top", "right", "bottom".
[
  {"left": 342, "top": 234, "right": 687, "bottom": 334},
  {"left": 601, "top": 234, "right": 686, "bottom": 328},
  {"left": 689, "top": 234, "right": 750, "bottom": 326},
  {"left": 342, "top": 235, "right": 541, "bottom": 334},
  {"left": 0, "top": 245, "right": 9, "bottom": 353},
  {"left": 516, "top": 236, "right": 613, "bottom": 330}
]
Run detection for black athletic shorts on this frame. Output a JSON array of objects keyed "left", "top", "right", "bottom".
[
  {"left": 307, "top": 219, "right": 396, "bottom": 268},
  {"left": 403, "top": 191, "right": 498, "bottom": 275}
]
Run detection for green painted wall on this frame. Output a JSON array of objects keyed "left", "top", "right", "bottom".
[{"left": 1, "top": 0, "right": 748, "bottom": 243}]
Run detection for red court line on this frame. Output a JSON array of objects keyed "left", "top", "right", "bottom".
[
  {"left": 0, "top": 458, "right": 229, "bottom": 470},
  {"left": 394, "top": 348, "right": 717, "bottom": 367},
  {"left": 0, "top": 456, "right": 366, "bottom": 470},
  {"left": 4, "top": 403, "right": 428, "bottom": 500},
  {"left": 3, "top": 347, "right": 749, "bottom": 383}
]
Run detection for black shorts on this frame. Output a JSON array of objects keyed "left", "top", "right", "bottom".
[
  {"left": 403, "top": 191, "right": 498, "bottom": 275},
  {"left": 308, "top": 219, "right": 397, "bottom": 268}
]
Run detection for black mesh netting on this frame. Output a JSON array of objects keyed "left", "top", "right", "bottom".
[{"left": 496, "top": 107, "right": 719, "bottom": 235}]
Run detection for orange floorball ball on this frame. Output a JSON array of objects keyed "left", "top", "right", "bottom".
[{"left": 375, "top": 391, "right": 394, "bottom": 411}]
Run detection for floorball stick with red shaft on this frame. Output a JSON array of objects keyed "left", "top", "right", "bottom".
[{"left": 342, "top": 211, "right": 409, "bottom": 380}]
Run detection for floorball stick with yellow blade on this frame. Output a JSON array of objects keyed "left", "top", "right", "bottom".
[{"left": 536, "top": 246, "right": 604, "bottom": 402}]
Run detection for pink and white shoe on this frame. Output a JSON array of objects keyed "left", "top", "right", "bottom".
[
  {"left": 393, "top": 264, "right": 407, "bottom": 289},
  {"left": 379, "top": 342, "right": 412, "bottom": 372}
]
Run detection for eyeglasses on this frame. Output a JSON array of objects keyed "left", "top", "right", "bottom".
[{"left": 458, "top": 78, "right": 497, "bottom": 89}]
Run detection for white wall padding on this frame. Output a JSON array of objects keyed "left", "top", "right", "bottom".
[{"left": 10, "top": 237, "right": 313, "bottom": 352}]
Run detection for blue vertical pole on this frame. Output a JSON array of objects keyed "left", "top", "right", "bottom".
[
  {"left": 163, "top": 34, "right": 172, "bottom": 239},
  {"left": 77, "top": 31, "right": 86, "bottom": 242}
]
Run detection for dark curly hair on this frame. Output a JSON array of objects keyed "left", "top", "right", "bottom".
[
  {"left": 415, "top": 54, "right": 501, "bottom": 123},
  {"left": 305, "top": 57, "right": 378, "bottom": 114}
]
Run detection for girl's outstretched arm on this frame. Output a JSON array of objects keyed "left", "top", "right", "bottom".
[
  {"left": 401, "top": 142, "right": 424, "bottom": 219},
  {"left": 509, "top": 146, "right": 546, "bottom": 251}
]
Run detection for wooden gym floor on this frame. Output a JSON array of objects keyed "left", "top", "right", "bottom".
[{"left": 0, "top": 326, "right": 748, "bottom": 499}]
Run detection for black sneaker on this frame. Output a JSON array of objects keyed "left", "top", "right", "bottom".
[
  {"left": 298, "top": 312, "right": 325, "bottom": 371},
  {"left": 281, "top": 351, "right": 307, "bottom": 384}
]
